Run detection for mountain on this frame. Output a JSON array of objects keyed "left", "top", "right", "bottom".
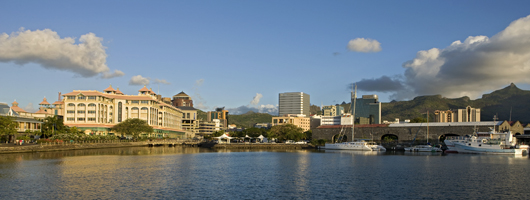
[
  {"left": 228, "top": 111, "right": 274, "bottom": 128},
  {"left": 380, "top": 83, "right": 530, "bottom": 123}
]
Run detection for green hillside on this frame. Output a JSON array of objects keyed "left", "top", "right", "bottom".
[
  {"left": 380, "top": 83, "right": 530, "bottom": 123},
  {"left": 228, "top": 111, "right": 274, "bottom": 128}
]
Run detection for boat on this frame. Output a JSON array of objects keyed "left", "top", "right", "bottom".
[
  {"left": 323, "top": 84, "right": 386, "bottom": 151},
  {"left": 404, "top": 145, "right": 442, "bottom": 152},
  {"left": 444, "top": 117, "right": 528, "bottom": 155}
]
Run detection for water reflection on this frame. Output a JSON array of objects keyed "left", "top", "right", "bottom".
[{"left": 1, "top": 147, "right": 530, "bottom": 199}]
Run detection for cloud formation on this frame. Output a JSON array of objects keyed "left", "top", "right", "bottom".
[
  {"left": 102, "top": 70, "right": 125, "bottom": 79},
  {"left": 357, "top": 15, "right": 530, "bottom": 101},
  {"left": 227, "top": 104, "right": 278, "bottom": 115},
  {"left": 23, "top": 103, "right": 37, "bottom": 113},
  {"left": 129, "top": 75, "right": 150, "bottom": 85},
  {"left": 0, "top": 28, "right": 121, "bottom": 78},
  {"left": 347, "top": 38, "right": 382, "bottom": 53},
  {"left": 154, "top": 79, "right": 171, "bottom": 85},
  {"left": 250, "top": 93, "right": 263, "bottom": 105}
]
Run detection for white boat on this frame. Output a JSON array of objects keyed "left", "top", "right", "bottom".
[
  {"left": 444, "top": 118, "right": 528, "bottom": 155},
  {"left": 325, "top": 141, "right": 386, "bottom": 151},
  {"left": 404, "top": 145, "right": 442, "bottom": 152},
  {"left": 322, "top": 84, "right": 386, "bottom": 152}
]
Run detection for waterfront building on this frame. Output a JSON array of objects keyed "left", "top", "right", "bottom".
[
  {"left": 61, "top": 85, "right": 186, "bottom": 138},
  {"left": 310, "top": 115, "right": 321, "bottom": 130},
  {"left": 434, "top": 106, "right": 480, "bottom": 122},
  {"left": 272, "top": 114, "right": 310, "bottom": 132},
  {"left": 321, "top": 116, "right": 341, "bottom": 126},
  {"left": 353, "top": 94, "right": 381, "bottom": 124},
  {"left": 456, "top": 106, "right": 480, "bottom": 122},
  {"left": 322, "top": 105, "right": 344, "bottom": 116},
  {"left": 178, "top": 106, "right": 199, "bottom": 138},
  {"left": 0, "top": 103, "right": 43, "bottom": 136},
  {"left": 207, "top": 108, "right": 229, "bottom": 129},
  {"left": 278, "top": 92, "right": 310, "bottom": 116},
  {"left": 172, "top": 91, "right": 193, "bottom": 107},
  {"left": 198, "top": 121, "right": 216, "bottom": 135}
]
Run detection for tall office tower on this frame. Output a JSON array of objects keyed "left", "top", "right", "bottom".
[{"left": 278, "top": 92, "right": 310, "bottom": 116}]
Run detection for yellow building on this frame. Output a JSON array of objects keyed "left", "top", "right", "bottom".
[
  {"left": 61, "top": 85, "right": 187, "bottom": 138},
  {"left": 272, "top": 114, "right": 310, "bottom": 132}
]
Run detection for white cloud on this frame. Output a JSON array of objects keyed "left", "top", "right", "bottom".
[
  {"left": 357, "top": 14, "right": 530, "bottom": 100},
  {"left": 347, "top": 38, "right": 382, "bottom": 53},
  {"left": 250, "top": 93, "right": 263, "bottom": 105},
  {"left": 23, "top": 103, "right": 37, "bottom": 113},
  {"left": 129, "top": 75, "right": 150, "bottom": 85},
  {"left": 192, "top": 78, "right": 207, "bottom": 110},
  {"left": 154, "top": 79, "right": 170, "bottom": 85},
  {"left": 102, "top": 70, "right": 125, "bottom": 79},
  {"left": 0, "top": 28, "right": 121, "bottom": 78}
]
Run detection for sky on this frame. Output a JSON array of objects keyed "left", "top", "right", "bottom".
[{"left": 2, "top": 1, "right": 530, "bottom": 115}]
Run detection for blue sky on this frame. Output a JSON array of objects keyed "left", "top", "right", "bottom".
[{"left": 2, "top": 1, "right": 530, "bottom": 115}]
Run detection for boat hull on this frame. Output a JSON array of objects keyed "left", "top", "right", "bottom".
[
  {"left": 453, "top": 143, "right": 515, "bottom": 154},
  {"left": 324, "top": 142, "right": 386, "bottom": 151}
]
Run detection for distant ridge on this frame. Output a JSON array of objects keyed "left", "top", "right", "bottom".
[{"left": 380, "top": 83, "right": 530, "bottom": 123}]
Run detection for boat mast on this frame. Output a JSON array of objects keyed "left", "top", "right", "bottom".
[
  {"left": 351, "top": 83, "right": 357, "bottom": 142},
  {"left": 427, "top": 110, "right": 429, "bottom": 144}
]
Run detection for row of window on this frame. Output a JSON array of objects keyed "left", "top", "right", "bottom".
[{"left": 67, "top": 118, "right": 97, "bottom": 121}]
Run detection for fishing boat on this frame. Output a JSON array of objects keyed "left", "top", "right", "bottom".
[{"left": 323, "top": 84, "right": 386, "bottom": 151}]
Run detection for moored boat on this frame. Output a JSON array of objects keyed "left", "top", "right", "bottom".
[{"left": 404, "top": 145, "right": 442, "bottom": 152}]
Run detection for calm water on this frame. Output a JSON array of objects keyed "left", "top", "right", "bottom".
[{"left": 0, "top": 147, "right": 529, "bottom": 199}]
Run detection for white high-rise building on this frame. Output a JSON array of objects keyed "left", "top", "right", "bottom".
[{"left": 278, "top": 92, "right": 310, "bottom": 116}]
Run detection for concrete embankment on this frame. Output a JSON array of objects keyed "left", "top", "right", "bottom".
[
  {"left": 208, "top": 143, "right": 316, "bottom": 150},
  {"left": 0, "top": 142, "right": 149, "bottom": 154}
]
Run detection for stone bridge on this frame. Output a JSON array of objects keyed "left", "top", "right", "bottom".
[{"left": 313, "top": 123, "right": 500, "bottom": 143}]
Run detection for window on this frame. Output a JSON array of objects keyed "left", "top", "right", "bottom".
[
  {"left": 78, "top": 96, "right": 86, "bottom": 100},
  {"left": 88, "top": 118, "right": 96, "bottom": 121},
  {"left": 68, "top": 103, "right": 75, "bottom": 106},
  {"left": 141, "top": 100, "right": 149, "bottom": 104},
  {"left": 67, "top": 110, "right": 75, "bottom": 114},
  {"left": 67, "top": 118, "right": 75, "bottom": 121},
  {"left": 109, "top": 112, "right": 113, "bottom": 115},
  {"left": 67, "top": 96, "right": 75, "bottom": 100},
  {"left": 88, "top": 96, "right": 96, "bottom": 100},
  {"left": 88, "top": 103, "right": 96, "bottom": 107},
  {"left": 132, "top": 101, "right": 139, "bottom": 104},
  {"left": 77, "top": 118, "right": 85, "bottom": 121},
  {"left": 88, "top": 111, "right": 96, "bottom": 114},
  {"left": 78, "top": 103, "right": 86, "bottom": 107},
  {"left": 77, "top": 110, "right": 85, "bottom": 114}
]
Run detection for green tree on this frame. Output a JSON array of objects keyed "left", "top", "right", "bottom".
[
  {"left": 268, "top": 124, "right": 304, "bottom": 141},
  {"left": 410, "top": 117, "right": 427, "bottom": 123},
  {"left": 303, "top": 130, "right": 312, "bottom": 140},
  {"left": 242, "top": 127, "right": 267, "bottom": 137},
  {"left": 0, "top": 116, "right": 18, "bottom": 142},
  {"left": 42, "top": 116, "right": 68, "bottom": 136},
  {"left": 112, "top": 118, "right": 153, "bottom": 139}
]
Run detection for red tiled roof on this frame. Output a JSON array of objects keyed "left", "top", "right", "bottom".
[
  {"left": 103, "top": 85, "right": 116, "bottom": 92},
  {"left": 35, "top": 109, "right": 48, "bottom": 114},
  {"left": 52, "top": 101, "right": 64, "bottom": 105},
  {"left": 115, "top": 88, "right": 124, "bottom": 95},
  {"left": 149, "top": 88, "right": 156, "bottom": 95},
  {"left": 138, "top": 86, "right": 150, "bottom": 92},
  {"left": 10, "top": 105, "right": 26, "bottom": 113},
  {"left": 39, "top": 98, "right": 50, "bottom": 105}
]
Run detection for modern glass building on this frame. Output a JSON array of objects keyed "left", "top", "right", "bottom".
[{"left": 353, "top": 95, "right": 381, "bottom": 124}]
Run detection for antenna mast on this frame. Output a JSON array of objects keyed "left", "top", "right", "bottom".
[{"left": 351, "top": 83, "right": 357, "bottom": 142}]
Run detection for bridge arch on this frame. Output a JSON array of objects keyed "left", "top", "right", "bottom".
[
  {"left": 381, "top": 134, "right": 398, "bottom": 142},
  {"left": 331, "top": 134, "right": 347, "bottom": 143},
  {"left": 439, "top": 133, "right": 460, "bottom": 142}
]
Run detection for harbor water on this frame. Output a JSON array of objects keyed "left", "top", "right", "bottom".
[{"left": 1, "top": 147, "right": 529, "bottom": 199}]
